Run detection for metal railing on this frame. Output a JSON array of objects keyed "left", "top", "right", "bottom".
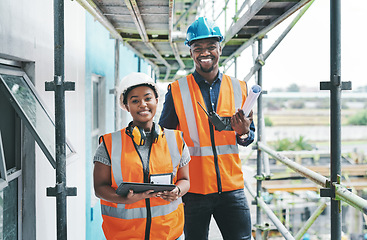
[
  {"left": 245, "top": 141, "right": 367, "bottom": 239},
  {"left": 244, "top": 1, "right": 366, "bottom": 239}
]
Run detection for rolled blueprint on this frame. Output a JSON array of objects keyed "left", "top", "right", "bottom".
[{"left": 242, "top": 84, "right": 262, "bottom": 117}]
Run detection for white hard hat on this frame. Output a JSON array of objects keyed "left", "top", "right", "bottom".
[{"left": 117, "top": 72, "right": 159, "bottom": 111}]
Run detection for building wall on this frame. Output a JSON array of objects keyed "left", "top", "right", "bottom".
[
  {"left": 84, "top": 12, "right": 115, "bottom": 240},
  {"left": 0, "top": 0, "right": 86, "bottom": 239},
  {"left": 1, "top": 0, "right": 153, "bottom": 239}
]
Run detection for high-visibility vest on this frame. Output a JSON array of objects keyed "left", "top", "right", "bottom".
[
  {"left": 99, "top": 128, "right": 185, "bottom": 240},
  {"left": 170, "top": 74, "right": 247, "bottom": 194}
]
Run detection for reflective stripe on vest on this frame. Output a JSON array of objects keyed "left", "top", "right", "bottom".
[
  {"left": 189, "top": 144, "right": 239, "bottom": 157},
  {"left": 177, "top": 76, "right": 242, "bottom": 157},
  {"left": 111, "top": 131, "right": 123, "bottom": 186},
  {"left": 165, "top": 130, "right": 182, "bottom": 177},
  {"left": 103, "top": 129, "right": 182, "bottom": 219},
  {"left": 101, "top": 197, "right": 182, "bottom": 220},
  {"left": 231, "top": 76, "right": 242, "bottom": 110}
]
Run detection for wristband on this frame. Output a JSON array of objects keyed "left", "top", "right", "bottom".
[{"left": 176, "top": 185, "right": 181, "bottom": 196}]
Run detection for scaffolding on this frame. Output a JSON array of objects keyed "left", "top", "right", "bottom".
[{"left": 45, "top": 0, "right": 366, "bottom": 239}]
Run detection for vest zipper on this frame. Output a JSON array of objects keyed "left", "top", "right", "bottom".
[
  {"left": 145, "top": 198, "right": 152, "bottom": 240},
  {"left": 209, "top": 121, "right": 222, "bottom": 193},
  {"left": 133, "top": 141, "right": 153, "bottom": 239}
]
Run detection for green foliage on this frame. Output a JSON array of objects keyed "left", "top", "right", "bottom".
[
  {"left": 286, "top": 83, "right": 300, "bottom": 92},
  {"left": 272, "top": 136, "right": 313, "bottom": 151},
  {"left": 264, "top": 117, "right": 273, "bottom": 126},
  {"left": 293, "top": 136, "right": 313, "bottom": 151},
  {"left": 289, "top": 100, "right": 305, "bottom": 109},
  {"left": 347, "top": 110, "right": 367, "bottom": 125},
  {"left": 272, "top": 138, "right": 293, "bottom": 151}
]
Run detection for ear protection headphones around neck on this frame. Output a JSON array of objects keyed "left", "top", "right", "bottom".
[{"left": 125, "top": 122, "right": 164, "bottom": 146}]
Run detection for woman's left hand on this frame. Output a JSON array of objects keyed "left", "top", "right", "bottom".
[{"left": 159, "top": 186, "right": 180, "bottom": 202}]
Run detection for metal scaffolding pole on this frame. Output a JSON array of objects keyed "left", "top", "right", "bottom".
[
  {"left": 329, "top": 1, "right": 342, "bottom": 239},
  {"left": 45, "top": 0, "right": 77, "bottom": 239},
  {"left": 258, "top": 141, "right": 367, "bottom": 215},
  {"left": 294, "top": 201, "right": 328, "bottom": 240},
  {"left": 255, "top": 38, "right": 264, "bottom": 240},
  {"left": 319, "top": 1, "right": 351, "bottom": 239},
  {"left": 244, "top": 180, "right": 295, "bottom": 240}
]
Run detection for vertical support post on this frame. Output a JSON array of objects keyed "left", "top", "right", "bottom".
[
  {"left": 330, "top": 1, "right": 342, "bottom": 239},
  {"left": 114, "top": 39, "right": 120, "bottom": 131},
  {"left": 54, "top": 1, "right": 67, "bottom": 239},
  {"left": 137, "top": 56, "right": 141, "bottom": 72},
  {"left": 45, "top": 1, "right": 77, "bottom": 239},
  {"left": 321, "top": 1, "right": 351, "bottom": 239},
  {"left": 256, "top": 38, "right": 264, "bottom": 240}
]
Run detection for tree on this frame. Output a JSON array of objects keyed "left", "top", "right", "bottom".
[
  {"left": 347, "top": 110, "right": 367, "bottom": 125},
  {"left": 264, "top": 117, "right": 273, "bottom": 126},
  {"left": 287, "top": 83, "right": 300, "bottom": 92}
]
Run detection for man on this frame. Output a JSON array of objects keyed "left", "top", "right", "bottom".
[{"left": 159, "top": 17, "right": 255, "bottom": 240}]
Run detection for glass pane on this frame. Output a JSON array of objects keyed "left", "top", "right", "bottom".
[
  {"left": 0, "top": 91, "right": 17, "bottom": 171},
  {"left": 0, "top": 178, "right": 19, "bottom": 240},
  {"left": 0, "top": 73, "right": 75, "bottom": 166},
  {"left": 0, "top": 132, "right": 8, "bottom": 189}
]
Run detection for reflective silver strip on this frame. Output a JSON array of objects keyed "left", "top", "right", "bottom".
[
  {"left": 111, "top": 131, "right": 123, "bottom": 186},
  {"left": 231, "top": 76, "right": 243, "bottom": 110},
  {"left": 102, "top": 198, "right": 182, "bottom": 220},
  {"left": 164, "top": 130, "right": 181, "bottom": 177},
  {"left": 177, "top": 77, "right": 200, "bottom": 148},
  {"left": 188, "top": 144, "right": 239, "bottom": 157},
  {"left": 104, "top": 130, "right": 183, "bottom": 219}
]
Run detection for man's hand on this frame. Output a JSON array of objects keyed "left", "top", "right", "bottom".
[{"left": 230, "top": 109, "right": 253, "bottom": 136}]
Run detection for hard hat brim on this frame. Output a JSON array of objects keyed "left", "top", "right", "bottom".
[
  {"left": 185, "top": 35, "right": 224, "bottom": 46},
  {"left": 117, "top": 72, "right": 158, "bottom": 111}
]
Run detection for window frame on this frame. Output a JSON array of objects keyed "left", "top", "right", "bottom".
[
  {"left": 0, "top": 131, "right": 8, "bottom": 190},
  {"left": 91, "top": 74, "right": 106, "bottom": 152},
  {"left": 0, "top": 65, "right": 76, "bottom": 169}
]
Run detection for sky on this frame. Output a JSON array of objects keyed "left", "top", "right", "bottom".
[{"left": 224, "top": 0, "right": 367, "bottom": 91}]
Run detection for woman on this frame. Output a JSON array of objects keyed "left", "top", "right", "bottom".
[{"left": 93, "top": 72, "right": 190, "bottom": 240}]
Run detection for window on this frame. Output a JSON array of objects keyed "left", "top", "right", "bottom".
[
  {"left": 0, "top": 64, "right": 23, "bottom": 240},
  {"left": 91, "top": 75, "right": 105, "bottom": 152},
  {"left": 0, "top": 129, "right": 20, "bottom": 240},
  {"left": 0, "top": 66, "right": 75, "bottom": 168}
]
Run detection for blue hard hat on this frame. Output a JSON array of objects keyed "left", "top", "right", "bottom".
[{"left": 185, "top": 17, "right": 224, "bottom": 46}]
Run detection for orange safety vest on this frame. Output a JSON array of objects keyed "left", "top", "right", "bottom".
[
  {"left": 99, "top": 127, "right": 185, "bottom": 240},
  {"left": 170, "top": 74, "right": 247, "bottom": 195}
]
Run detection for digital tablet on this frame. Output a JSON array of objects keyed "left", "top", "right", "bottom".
[{"left": 116, "top": 182, "right": 176, "bottom": 197}]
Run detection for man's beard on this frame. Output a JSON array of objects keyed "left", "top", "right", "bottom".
[{"left": 200, "top": 64, "right": 214, "bottom": 73}]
